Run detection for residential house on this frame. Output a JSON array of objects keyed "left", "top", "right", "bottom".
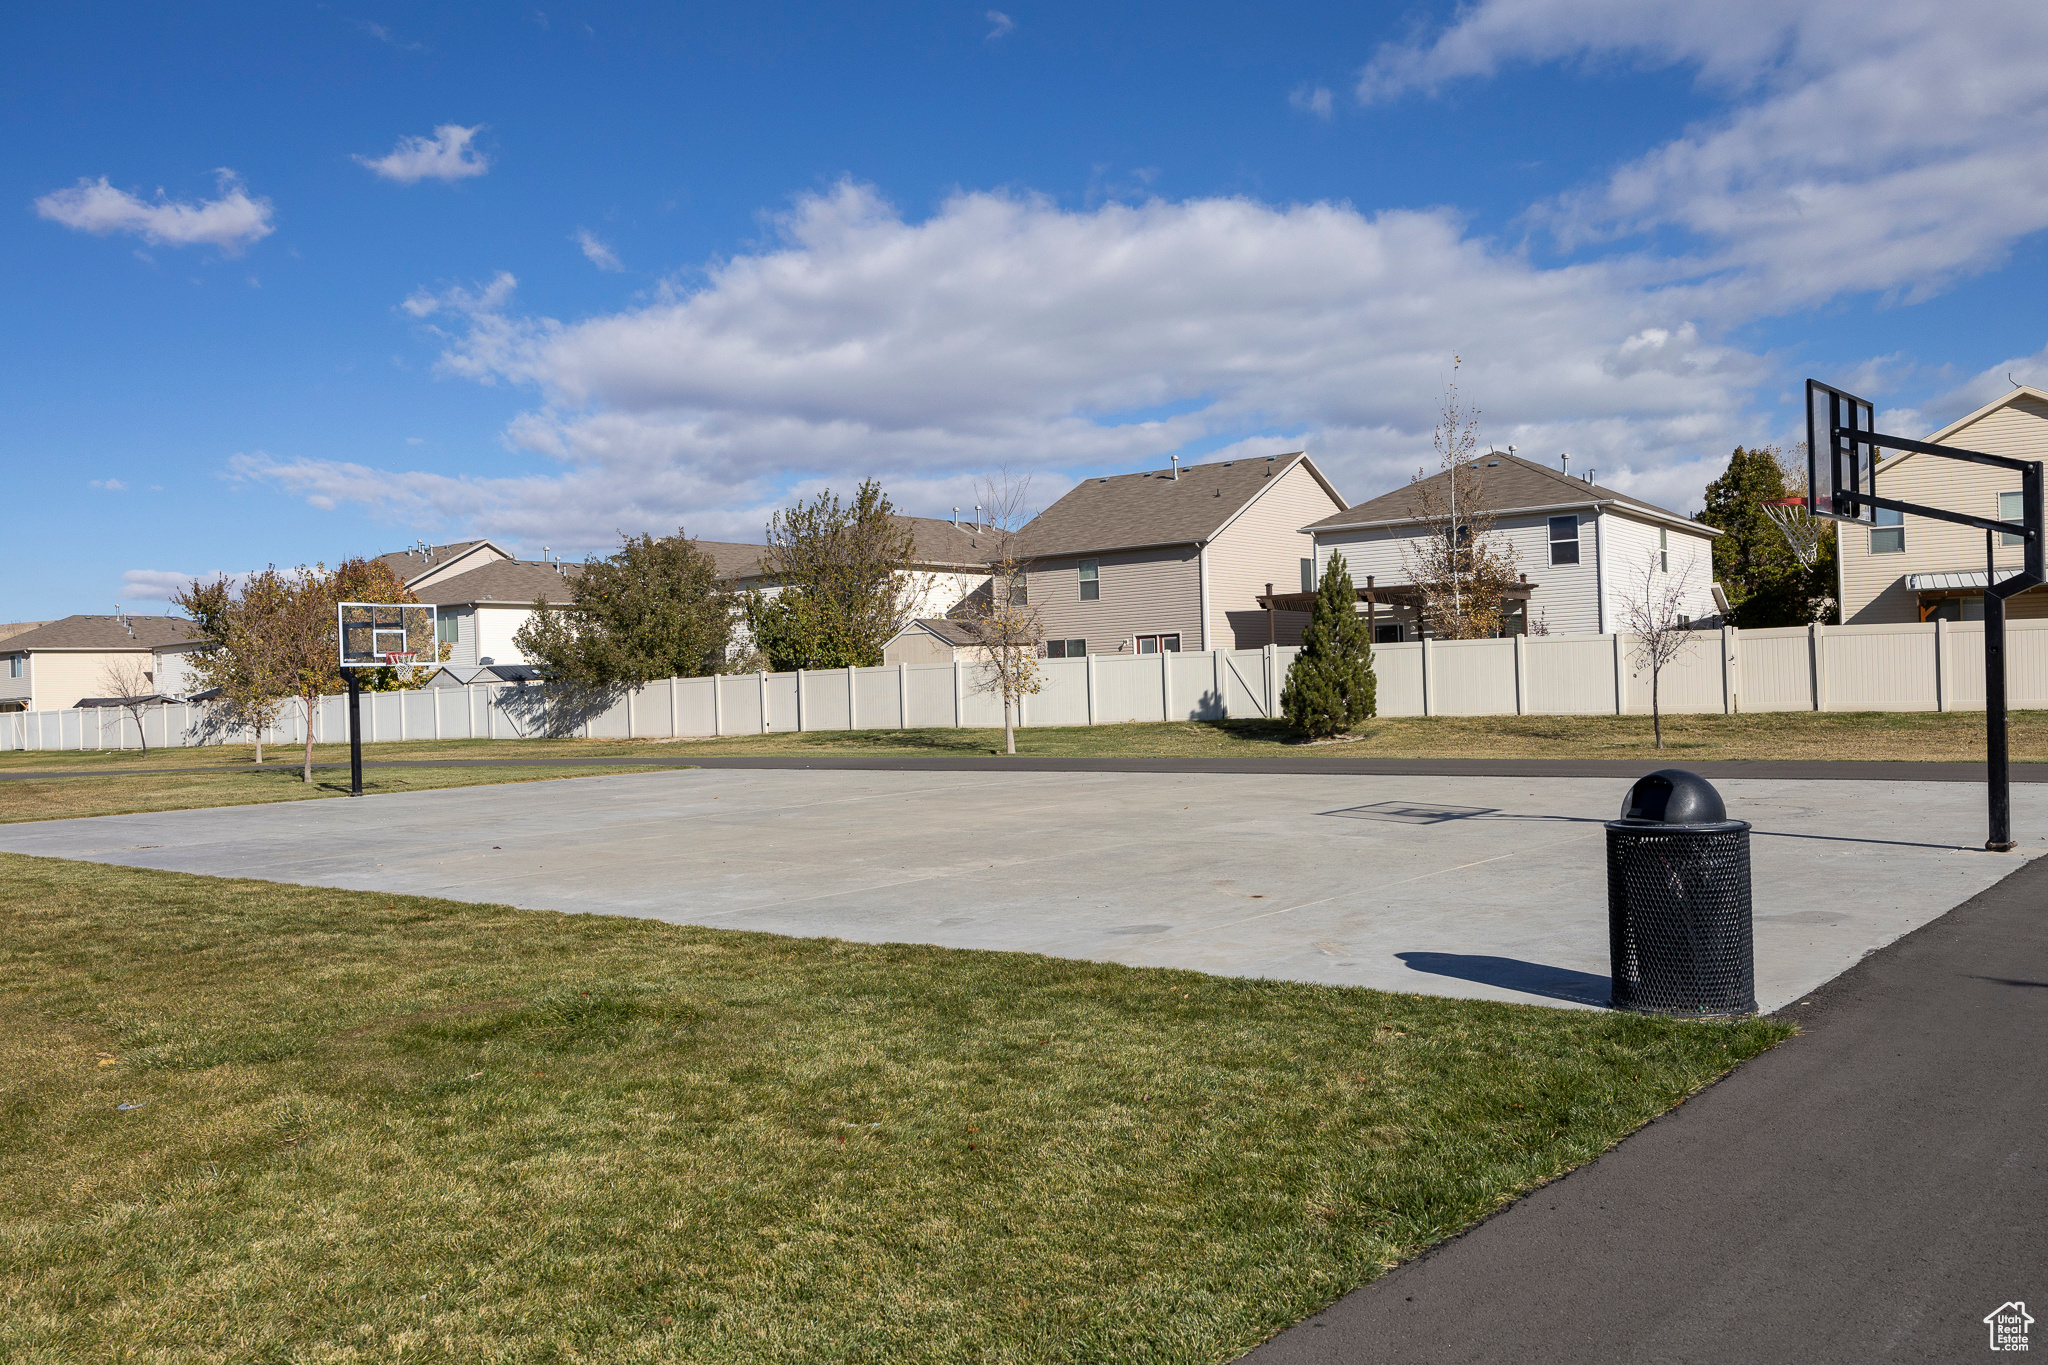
[
  {"left": 1011, "top": 452, "right": 1347, "bottom": 656},
  {"left": 1298, "top": 451, "right": 1718, "bottom": 641},
  {"left": 0, "top": 614, "right": 198, "bottom": 713},
  {"left": 881, "top": 617, "right": 994, "bottom": 666},
  {"left": 1837, "top": 384, "right": 2048, "bottom": 624}
]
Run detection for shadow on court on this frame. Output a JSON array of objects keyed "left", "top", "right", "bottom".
[{"left": 1397, "top": 951, "right": 1612, "bottom": 1008}]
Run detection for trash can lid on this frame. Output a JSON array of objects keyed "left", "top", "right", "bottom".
[{"left": 1618, "top": 768, "right": 1727, "bottom": 824}]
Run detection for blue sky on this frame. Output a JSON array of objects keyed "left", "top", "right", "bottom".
[{"left": 8, "top": 0, "right": 2048, "bottom": 616}]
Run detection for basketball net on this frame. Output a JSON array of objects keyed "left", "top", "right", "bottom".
[
  {"left": 1762, "top": 497, "right": 1826, "bottom": 566},
  {"left": 383, "top": 652, "right": 422, "bottom": 685}
]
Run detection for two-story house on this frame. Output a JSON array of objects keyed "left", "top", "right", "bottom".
[
  {"left": 1837, "top": 384, "right": 2048, "bottom": 624},
  {"left": 1297, "top": 451, "right": 1718, "bottom": 640},
  {"left": 1002, "top": 452, "right": 1347, "bottom": 656},
  {"left": 0, "top": 614, "right": 198, "bottom": 713}
]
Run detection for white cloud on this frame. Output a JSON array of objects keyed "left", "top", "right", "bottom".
[
  {"left": 120, "top": 568, "right": 253, "bottom": 602},
  {"left": 985, "top": 10, "right": 1015, "bottom": 41},
  {"left": 358, "top": 21, "right": 424, "bottom": 53},
  {"left": 1290, "top": 85, "right": 1334, "bottom": 119},
  {"left": 354, "top": 125, "right": 490, "bottom": 184},
  {"left": 238, "top": 182, "right": 1774, "bottom": 549},
  {"left": 573, "top": 228, "right": 623, "bottom": 271},
  {"left": 34, "top": 170, "right": 274, "bottom": 253},
  {"left": 90, "top": 478, "right": 128, "bottom": 491},
  {"left": 1357, "top": 0, "right": 2048, "bottom": 315}
]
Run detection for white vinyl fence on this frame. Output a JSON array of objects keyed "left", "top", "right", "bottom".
[{"left": 7, "top": 618, "right": 2047, "bottom": 752}]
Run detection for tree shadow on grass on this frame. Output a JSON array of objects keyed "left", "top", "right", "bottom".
[{"left": 1397, "top": 951, "right": 1613, "bottom": 1008}]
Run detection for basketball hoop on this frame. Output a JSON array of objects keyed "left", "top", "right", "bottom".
[
  {"left": 383, "top": 651, "right": 422, "bottom": 684},
  {"left": 1762, "top": 497, "right": 1827, "bottom": 567}
]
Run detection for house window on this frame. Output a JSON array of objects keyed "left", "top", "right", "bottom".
[
  {"left": 1300, "top": 558, "right": 1315, "bottom": 592},
  {"left": 7, "top": 655, "right": 20, "bottom": 678},
  {"left": 1078, "top": 559, "right": 1099, "bottom": 601},
  {"left": 1870, "top": 506, "right": 1904, "bottom": 554},
  {"left": 1548, "top": 516, "right": 1580, "bottom": 565},
  {"left": 437, "top": 615, "right": 459, "bottom": 645},
  {"left": 1008, "top": 575, "right": 1027, "bottom": 606},
  {"left": 1135, "top": 634, "right": 1181, "bottom": 654},
  {"left": 1374, "top": 623, "right": 1401, "bottom": 645},
  {"left": 1045, "top": 638, "right": 1087, "bottom": 659},
  {"left": 2000, "top": 491, "right": 2025, "bottom": 547},
  {"left": 1659, "top": 526, "right": 1669, "bottom": 573}
]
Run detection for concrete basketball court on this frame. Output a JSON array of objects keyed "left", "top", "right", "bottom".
[{"left": 4, "top": 767, "right": 2042, "bottom": 1013}]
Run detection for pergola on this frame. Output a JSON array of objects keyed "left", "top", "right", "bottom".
[{"left": 1254, "top": 576, "right": 1539, "bottom": 645}]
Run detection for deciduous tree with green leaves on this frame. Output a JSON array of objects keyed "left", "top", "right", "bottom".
[
  {"left": 514, "top": 532, "right": 731, "bottom": 692},
  {"left": 1280, "top": 551, "right": 1377, "bottom": 739},
  {"left": 742, "top": 479, "right": 920, "bottom": 671}
]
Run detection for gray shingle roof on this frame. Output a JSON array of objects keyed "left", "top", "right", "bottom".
[
  {"left": 902, "top": 617, "right": 981, "bottom": 646},
  {"left": 373, "top": 540, "right": 498, "bottom": 583},
  {"left": 4, "top": 614, "right": 199, "bottom": 652},
  {"left": 409, "top": 561, "right": 581, "bottom": 606},
  {"left": 1017, "top": 453, "right": 1332, "bottom": 559},
  {"left": 1304, "top": 451, "right": 1708, "bottom": 533}
]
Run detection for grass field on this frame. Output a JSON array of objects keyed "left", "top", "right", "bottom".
[
  {"left": 3, "top": 707, "right": 2042, "bottom": 777},
  {"left": 0, "top": 854, "right": 1790, "bottom": 1364}
]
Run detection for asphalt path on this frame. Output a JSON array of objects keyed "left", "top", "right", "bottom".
[
  {"left": 1239, "top": 853, "right": 2048, "bottom": 1365},
  {"left": 5, "top": 753, "right": 2047, "bottom": 783}
]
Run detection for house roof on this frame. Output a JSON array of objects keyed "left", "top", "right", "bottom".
[
  {"left": 1874, "top": 384, "right": 2048, "bottom": 477},
  {"left": 3, "top": 614, "right": 200, "bottom": 652},
  {"left": 1016, "top": 452, "right": 1338, "bottom": 559},
  {"left": 409, "top": 560, "right": 582, "bottom": 607},
  {"left": 898, "top": 617, "right": 982, "bottom": 647},
  {"left": 1304, "top": 450, "right": 1716, "bottom": 536},
  {"left": 372, "top": 539, "right": 510, "bottom": 584}
]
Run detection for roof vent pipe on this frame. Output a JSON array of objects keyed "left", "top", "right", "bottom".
[
  {"left": 1170, "top": 454, "right": 1180, "bottom": 481},
  {"left": 951, "top": 507, "right": 958, "bottom": 527},
  {"left": 1560, "top": 452, "right": 1570, "bottom": 476}
]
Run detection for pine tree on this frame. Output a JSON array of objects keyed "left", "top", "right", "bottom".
[{"left": 1281, "top": 551, "right": 1376, "bottom": 738}]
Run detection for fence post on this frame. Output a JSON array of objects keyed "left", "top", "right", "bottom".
[
  {"left": 668, "top": 676, "right": 679, "bottom": 738},
  {"left": 1086, "top": 652, "right": 1098, "bottom": 725},
  {"left": 1212, "top": 649, "right": 1225, "bottom": 720},
  {"left": 1159, "top": 651, "right": 1171, "bottom": 721},
  {"left": 1263, "top": 643, "right": 1276, "bottom": 719},
  {"left": 897, "top": 661, "right": 909, "bottom": 729},
  {"left": 1612, "top": 633, "right": 1627, "bottom": 715},
  {"left": 1935, "top": 617, "right": 1950, "bottom": 712},
  {"left": 1809, "top": 623, "right": 1826, "bottom": 712},
  {"left": 795, "top": 669, "right": 806, "bottom": 731},
  {"left": 1722, "top": 625, "right": 1739, "bottom": 714},
  {"left": 1421, "top": 637, "right": 1434, "bottom": 717},
  {"left": 1512, "top": 633, "right": 1526, "bottom": 716},
  {"left": 758, "top": 671, "right": 769, "bottom": 734},
  {"left": 712, "top": 674, "right": 724, "bottom": 736},
  {"left": 847, "top": 664, "right": 858, "bottom": 731},
  {"left": 952, "top": 658, "right": 964, "bottom": 727}
]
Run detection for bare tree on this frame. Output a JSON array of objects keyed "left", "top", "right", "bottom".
[
  {"left": 1401, "top": 356, "right": 1521, "bottom": 638},
  {"left": 1616, "top": 554, "right": 1698, "bottom": 750},
  {"left": 96, "top": 656, "right": 159, "bottom": 755},
  {"left": 958, "top": 470, "right": 1043, "bottom": 755}
]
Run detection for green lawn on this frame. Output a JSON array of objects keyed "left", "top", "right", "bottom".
[{"left": 0, "top": 854, "right": 1790, "bottom": 1363}]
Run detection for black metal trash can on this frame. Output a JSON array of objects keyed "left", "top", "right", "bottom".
[{"left": 1607, "top": 769, "right": 1756, "bottom": 1016}]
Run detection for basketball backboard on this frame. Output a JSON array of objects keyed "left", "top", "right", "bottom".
[
  {"left": 338, "top": 602, "right": 437, "bottom": 669},
  {"left": 1805, "top": 379, "right": 1879, "bottom": 524}
]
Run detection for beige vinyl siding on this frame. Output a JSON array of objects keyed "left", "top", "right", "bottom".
[
  {"left": 1839, "top": 393, "right": 2048, "bottom": 624},
  {"left": 475, "top": 605, "right": 539, "bottom": 665},
  {"left": 1027, "top": 546, "right": 1201, "bottom": 654},
  {"left": 1595, "top": 511, "right": 1717, "bottom": 630},
  {"left": 1205, "top": 460, "right": 1346, "bottom": 648},
  {"left": 883, "top": 629, "right": 959, "bottom": 666},
  {"left": 24, "top": 650, "right": 155, "bottom": 712}
]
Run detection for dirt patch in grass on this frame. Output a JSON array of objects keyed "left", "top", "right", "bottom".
[{"left": 0, "top": 853, "right": 1791, "bottom": 1363}]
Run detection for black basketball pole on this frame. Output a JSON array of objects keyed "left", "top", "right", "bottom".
[
  {"left": 346, "top": 668, "right": 364, "bottom": 797},
  {"left": 1985, "top": 529, "right": 2014, "bottom": 851}
]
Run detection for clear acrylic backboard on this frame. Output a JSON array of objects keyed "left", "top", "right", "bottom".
[{"left": 337, "top": 602, "right": 437, "bottom": 669}]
